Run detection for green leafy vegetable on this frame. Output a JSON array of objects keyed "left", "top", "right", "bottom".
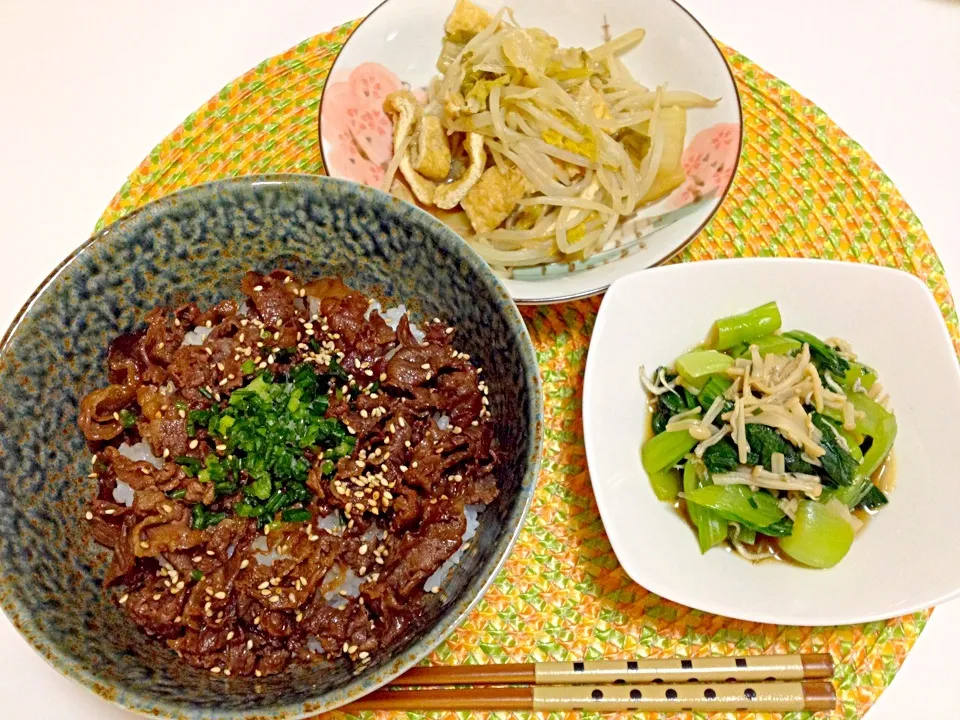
[
  {"left": 697, "top": 375, "right": 733, "bottom": 413},
  {"left": 857, "top": 485, "right": 889, "bottom": 511},
  {"left": 778, "top": 500, "right": 853, "bottom": 568},
  {"left": 782, "top": 330, "right": 850, "bottom": 378},
  {"left": 743, "top": 424, "right": 818, "bottom": 476},
  {"left": 702, "top": 438, "right": 739, "bottom": 474},
  {"left": 730, "top": 333, "right": 801, "bottom": 360},
  {"left": 714, "top": 302, "right": 782, "bottom": 350},
  {"left": 810, "top": 414, "right": 857, "bottom": 487},
  {"left": 683, "top": 484, "right": 786, "bottom": 533},
  {"left": 675, "top": 350, "right": 733, "bottom": 385},
  {"left": 648, "top": 468, "right": 680, "bottom": 502},
  {"left": 683, "top": 462, "right": 727, "bottom": 553},
  {"left": 641, "top": 430, "right": 697, "bottom": 475}
]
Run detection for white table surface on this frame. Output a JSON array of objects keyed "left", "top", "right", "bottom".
[{"left": 1, "top": 0, "right": 958, "bottom": 716}]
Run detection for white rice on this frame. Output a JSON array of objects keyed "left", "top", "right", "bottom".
[
  {"left": 181, "top": 326, "right": 213, "bottom": 347},
  {"left": 118, "top": 441, "right": 163, "bottom": 469},
  {"left": 423, "top": 505, "right": 483, "bottom": 590},
  {"left": 250, "top": 535, "right": 290, "bottom": 567},
  {"left": 377, "top": 302, "right": 427, "bottom": 344},
  {"left": 322, "top": 567, "right": 363, "bottom": 609},
  {"left": 112, "top": 481, "right": 135, "bottom": 507},
  {"left": 316, "top": 513, "right": 345, "bottom": 537}
]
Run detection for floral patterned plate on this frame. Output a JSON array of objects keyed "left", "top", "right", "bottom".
[{"left": 318, "top": 0, "right": 742, "bottom": 304}]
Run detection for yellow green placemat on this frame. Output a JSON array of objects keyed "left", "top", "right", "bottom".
[{"left": 95, "top": 19, "right": 958, "bottom": 720}]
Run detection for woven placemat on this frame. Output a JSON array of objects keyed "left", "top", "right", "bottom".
[{"left": 94, "top": 20, "right": 959, "bottom": 720}]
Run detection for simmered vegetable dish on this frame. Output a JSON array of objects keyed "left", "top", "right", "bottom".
[{"left": 641, "top": 302, "right": 896, "bottom": 568}]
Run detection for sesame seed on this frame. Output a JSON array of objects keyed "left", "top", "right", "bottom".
[
  {"left": 216, "top": 444, "right": 227, "bottom": 452},
  {"left": 118, "top": 594, "right": 129, "bottom": 604},
  {"left": 269, "top": 596, "right": 280, "bottom": 604},
  {"left": 255, "top": 670, "right": 262, "bottom": 677},
  {"left": 189, "top": 439, "right": 199, "bottom": 449},
  {"left": 162, "top": 504, "right": 173, "bottom": 513},
  {"left": 247, "top": 640, "right": 254, "bottom": 650},
  {"left": 152, "top": 593, "right": 162, "bottom": 601},
  {"left": 430, "top": 586, "right": 440, "bottom": 594},
  {"left": 240, "top": 559, "right": 250, "bottom": 570},
  {"left": 226, "top": 631, "right": 235, "bottom": 640},
  {"left": 210, "top": 667, "right": 221, "bottom": 674},
  {"left": 288, "top": 593, "right": 296, "bottom": 602},
  {"left": 214, "top": 591, "right": 227, "bottom": 600},
  {"left": 296, "top": 612, "right": 304, "bottom": 622},
  {"left": 254, "top": 285, "right": 264, "bottom": 292},
  {"left": 359, "top": 651, "right": 370, "bottom": 659},
  {"left": 379, "top": 373, "right": 387, "bottom": 382},
  {"left": 359, "top": 544, "right": 368, "bottom": 555},
  {"left": 364, "top": 369, "right": 374, "bottom": 377},
  {"left": 140, "top": 541, "right": 149, "bottom": 549},
  {"left": 258, "top": 581, "right": 270, "bottom": 590},
  {"left": 254, "top": 616, "right": 261, "bottom": 625},
  {"left": 348, "top": 644, "right": 358, "bottom": 654},
  {"left": 85, "top": 511, "right": 93, "bottom": 521},
  {"left": 162, "top": 448, "right": 170, "bottom": 458}
]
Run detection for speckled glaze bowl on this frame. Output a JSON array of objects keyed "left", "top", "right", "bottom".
[{"left": 0, "top": 175, "right": 543, "bottom": 719}]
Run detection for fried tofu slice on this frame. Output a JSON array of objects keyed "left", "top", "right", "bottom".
[
  {"left": 433, "top": 132, "right": 486, "bottom": 209},
  {"left": 383, "top": 90, "right": 437, "bottom": 205},
  {"left": 461, "top": 165, "right": 529, "bottom": 234},
  {"left": 411, "top": 115, "right": 451, "bottom": 181},
  {"left": 445, "top": 0, "right": 493, "bottom": 39}
]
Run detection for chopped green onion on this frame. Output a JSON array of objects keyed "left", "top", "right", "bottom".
[
  {"left": 191, "top": 569, "right": 203, "bottom": 582},
  {"left": 167, "top": 489, "right": 187, "bottom": 500},
  {"left": 118, "top": 409, "right": 137, "bottom": 429},
  {"left": 241, "top": 359, "right": 256, "bottom": 375},
  {"left": 174, "top": 456, "right": 203, "bottom": 478},
  {"left": 198, "top": 386, "right": 214, "bottom": 400},
  {"left": 281, "top": 508, "right": 312, "bottom": 523}
]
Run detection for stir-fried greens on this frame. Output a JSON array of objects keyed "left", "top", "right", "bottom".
[
  {"left": 641, "top": 302, "right": 897, "bottom": 568},
  {"left": 381, "top": 0, "right": 717, "bottom": 272}
]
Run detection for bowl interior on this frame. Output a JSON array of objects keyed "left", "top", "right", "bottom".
[
  {"left": 321, "top": 0, "right": 742, "bottom": 303},
  {"left": 0, "top": 175, "right": 541, "bottom": 718},
  {"left": 583, "top": 258, "right": 960, "bottom": 626}
]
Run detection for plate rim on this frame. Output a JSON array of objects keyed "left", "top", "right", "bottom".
[
  {"left": 316, "top": 0, "right": 744, "bottom": 305},
  {"left": 583, "top": 257, "right": 960, "bottom": 626}
]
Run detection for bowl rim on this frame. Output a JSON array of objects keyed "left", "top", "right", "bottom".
[
  {"left": 583, "top": 257, "right": 960, "bottom": 626},
  {"left": 316, "top": 0, "right": 744, "bottom": 305},
  {"left": 0, "top": 173, "right": 544, "bottom": 719}
]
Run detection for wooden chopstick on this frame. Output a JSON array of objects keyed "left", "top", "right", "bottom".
[
  {"left": 390, "top": 653, "right": 834, "bottom": 687},
  {"left": 341, "top": 680, "right": 837, "bottom": 713}
]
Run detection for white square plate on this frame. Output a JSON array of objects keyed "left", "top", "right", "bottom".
[{"left": 583, "top": 258, "right": 960, "bottom": 625}]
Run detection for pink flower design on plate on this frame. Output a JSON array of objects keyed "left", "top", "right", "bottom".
[
  {"left": 321, "top": 63, "right": 402, "bottom": 185},
  {"left": 667, "top": 122, "right": 741, "bottom": 210}
]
